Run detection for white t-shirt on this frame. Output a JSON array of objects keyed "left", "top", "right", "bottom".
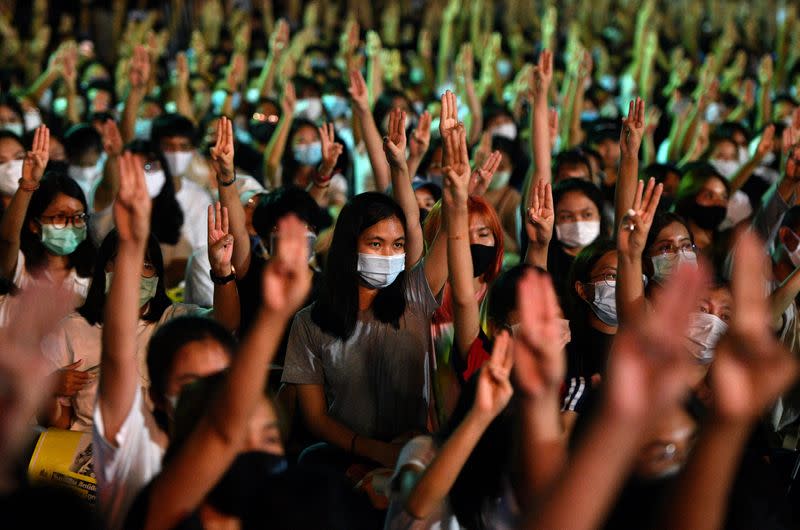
[
  {"left": 183, "top": 246, "right": 213, "bottom": 307},
  {"left": 175, "top": 177, "right": 214, "bottom": 251},
  {"left": 0, "top": 251, "right": 91, "bottom": 326},
  {"left": 94, "top": 385, "right": 165, "bottom": 530},
  {"left": 45, "top": 303, "right": 208, "bottom": 432}
]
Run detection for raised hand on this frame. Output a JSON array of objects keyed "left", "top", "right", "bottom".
[
  {"left": 532, "top": 50, "right": 553, "bottom": 97},
  {"left": 620, "top": 98, "right": 645, "bottom": 158},
  {"left": 114, "top": 152, "right": 151, "bottom": 245},
  {"left": 210, "top": 116, "right": 235, "bottom": 181},
  {"left": 605, "top": 263, "right": 707, "bottom": 421},
  {"left": 755, "top": 124, "right": 775, "bottom": 159},
  {"left": 382, "top": 108, "right": 407, "bottom": 169},
  {"left": 101, "top": 119, "right": 123, "bottom": 158},
  {"left": 270, "top": 19, "right": 290, "bottom": 55},
  {"left": 129, "top": 44, "right": 150, "bottom": 91},
  {"left": 175, "top": 51, "right": 189, "bottom": 88},
  {"left": 317, "top": 123, "right": 344, "bottom": 181},
  {"left": 469, "top": 150, "right": 502, "bottom": 196},
  {"left": 758, "top": 54, "right": 773, "bottom": 86},
  {"left": 617, "top": 177, "right": 662, "bottom": 261},
  {"left": 226, "top": 53, "right": 246, "bottom": 91},
  {"left": 208, "top": 202, "right": 233, "bottom": 277},
  {"left": 710, "top": 233, "right": 799, "bottom": 423},
  {"left": 261, "top": 214, "right": 313, "bottom": 315},
  {"left": 644, "top": 106, "right": 661, "bottom": 138},
  {"left": 513, "top": 270, "right": 566, "bottom": 399},
  {"left": 439, "top": 90, "right": 459, "bottom": 141},
  {"left": 21, "top": 125, "right": 50, "bottom": 186},
  {"left": 348, "top": 69, "right": 370, "bottom": 113},
  {"left": 409, "top": 111, "right": 432, "bottom": 161},
  {"left": 526, "top": 179, "right": 555, "bottom": 248},
  {"left": 782, "top": 126, "right": 800, "bottom": 181},
  {"left": 472, "top": 331, "right": 514, "bottom": 420},
  {"left": 54, "top": 360, "right": 94, "bottom": 397},
  {"left": 442, "top": 124, "right": 471, "bottom": 206}
]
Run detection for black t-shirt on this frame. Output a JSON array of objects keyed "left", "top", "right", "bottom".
[
  {"left": 548, "top": 243, "right": 577, "bottom": 301},
  {"left": 566, "top": 323, "right": 615, "bottom": 379}
]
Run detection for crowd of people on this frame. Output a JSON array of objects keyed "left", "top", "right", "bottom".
[{"left": 1, "top": 0, "right": 800, "bottom": 528}]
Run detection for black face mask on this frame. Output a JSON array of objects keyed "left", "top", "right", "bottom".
[
  {"left": 206, "top": 451, "right": 288, "bottom": 517},
  {"left": 687, "top": 203, "right": 726, "bottom": 230},
  {"left": 470, "top": 244, "right": 496, "bottom": 278},
  {"left": 657, "top": 195, "right": 674, "bottom": 213},
  {"left": 249, "top": 120, "right": 277, "bottom": 144}
]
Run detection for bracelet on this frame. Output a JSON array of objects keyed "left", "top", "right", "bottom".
[
  {"left": 350, "top": 433, "right": 359, "bottom": 455},
  {"left": 209, "top": 269, "right": 236, "bottom": 285},
  {"left": 18, "top": 178, "right": 40, "bottom": 192},
  {"left": 218, "top": 170, "right": 236, "bottom": 187}
]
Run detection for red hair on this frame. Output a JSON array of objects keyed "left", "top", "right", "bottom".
[{"left": 423, "top": 195, "right": 505, "bottom": 324}]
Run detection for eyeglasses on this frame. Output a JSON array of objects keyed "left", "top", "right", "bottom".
[
  {"left": 589, "top": 272, "right": 617, "bottom": 286},
  {"left": 652, "top": 242, "right": 697, "bottom": 260},
  {"left": 38, "top": 213, "right": 88, "bottom": 229},
  {"left": 142, "top": 261, "right": 157, "bottom": 278},
  {"left": 144, "top": 160, "right": 162, "bottom": 172}
]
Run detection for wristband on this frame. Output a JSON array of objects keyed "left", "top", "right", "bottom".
[
  {"left": 209, "top": 269, "right": 236, "bottom": 285},
  {"left": 18, "top": 178, "right": 40, "bottom": 192},
  {"left": 218, "top": 172, "right": 237, "bottom": 187}
]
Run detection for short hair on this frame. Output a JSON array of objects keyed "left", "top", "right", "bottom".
[
  {"left": 63, "top": 124, "right": 103, "bottom": 162},
  {"left": 252, "top": 187, "right": 326, "bottom": 237},
  {"left": 151, "top": 113, "right": 197, "bottom": 148},
  {"left": 554, "top": 149, "right": 593, "bottom": 179}
]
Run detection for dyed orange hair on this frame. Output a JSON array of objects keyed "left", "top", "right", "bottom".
[{"left": 423, "top": 195, "right": 505, "bottom": 324}]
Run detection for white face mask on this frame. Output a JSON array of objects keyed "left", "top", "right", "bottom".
[
  {"left": 1, "top": 122, "right": 24, "bottom": 137},
  {"left": 294, "top": 98, "right": 324, "bottom": 122},
  {"left": 591, "top": 281, "right": 618, "bottom": 326},
  {"left": 68, "top": 158, "right": 105, "bottom": 200},
  {"left": 651, "top": 251, "right": 697, "bottom": 283},
  {"left": 489, "top": 122, "right": 517, "bottom": 141},
  {"left": 738, "top": 145, "right": 750, "bottom": 165},
  {"left": 0, "top": 159, "right": 24, "bottom": 196},
  {"left": 488, "top": 170, "right": 512, "bottom": 190},
  {"left": 357, "top": 253, "right": 405, "bottom": 289},
  {"left": 709, "top": 158, "right": 740, "bottom": 179},
  {"left": 164, "top": 150, "right": 194, "bottom": 177},
  {"left": 24, "top": 109, "right": 42, "bottom": 131},
  {"left": 144, "top": 169, "right": 166, "bottom": 198},
  {"left": 556, "top": 221, "right": 600, "bottom": 248},
  {"left": 686, "top": 312, "right": 728, "bottom": 363},
  {"left": 718, "top": 190, "right": 753, "bottom": 231}
]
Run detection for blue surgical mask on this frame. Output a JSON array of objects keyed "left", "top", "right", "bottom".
[
  {"left": 104, "top": 271, "right": 159, "bottom": 308},
  {"left": 134, "top": 118, "right": 153, "bottom": 140},
  {"left": 40, "top": 224, "right": 87, "bottom": 256},
  {"left": 293, "top": 142, "right": 323, "bottom": 166},
  {"left": 496, "top": 59, "right": 513, "bottom": 79},
  {"left": 321, "top": 94, "right": 350, "bottom": 119},
  {"left": 357, "top": 253, "right": 405, "bottom": 289},
  {"left": 410, "top": 67, "right": 425, "bottom": 85}
]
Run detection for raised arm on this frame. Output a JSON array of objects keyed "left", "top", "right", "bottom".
[
  {"left": 531, "top": 50, "right": 554, "bottom": 187},
  {"left": 659, "top": 233, "right": 799, "bottom": 530},
  {"left": 93, "top": 119, "right": 124, "bottom": 213},
  {"left": 349, "top": 68, "right": 391, "bottom": 192},
  {"left": 443, "top": 123, "right": 480, "bottom": 357},
  {"left": 384, "top": 109, "right": 423, "bottom": 267},
  {"left": 616, "top": 177, "right": 662, "bottom": 324},
  {"left": 307, "top": 123, "right": 343, "bottom": 208},
  {"left": 513, "top": 270, "right": 567, "bottom": 508},
  {"left": 521, "top": 263, "right": 706, "bottom": 530},
  {"left": 0, "top": 125, "right": 49, "bottom": 279},
  {"left": 407, "top": 111, "right": 432, "bottom": 181},
  {"left": 98, "top": 152, "right": 152, "bottom": 442},
  {"left": 120, "top": 45, "right": 150, "bottom": 144},
  {"left": 172, "top": 52, "right": 195, "bottom": 123},
  {"left": 253, "top": 20, "right": 290, "bottom": 100},
  {"left": 144, "top": 215, "right": 312, "bottom": 530},
  {"left": 207, "top": 202, "right": 240, "bottom": 334},
  {"left": 210, "top": 117, "right": 250, "bottom": 278},
  {"left": 263, "top": 82, "right": 296, "bottom": 188},
  {"left": 728, "top": 125, "right": 775, "bottom": 193},
  {"left": 615, "top": 98, "right": 646, "bottom": 231},
  {"left": 406, "top": 333, "right": 514, "bottom": 519}
]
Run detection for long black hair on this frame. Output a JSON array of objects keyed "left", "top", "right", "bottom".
[
  {"left": 78, "top": 230, "right": 172, "bottom": 325},
  {"left": 311, "top": 192, "right": 407, "bottom": 340},
  {"left": 21, "top": 171, "right": 95, "bottom": 277},
  {"left": 439, "top": 373, "right": 513, "bottom": 530},
  {"left": 128, "top": 140, "right": 184, "bottom": 245}
]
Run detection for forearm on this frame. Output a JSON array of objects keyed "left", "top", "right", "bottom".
[
  {"left": 756, "top": 86, "right": 771, "bottom": 131},
  {"left": 728, "top": 156, "right": 762, "bottom": 193},
  {"left": 212, "top": 279, "right": 240, "bottom": 334},
  {"left": 23, "top": 68, "right": 59, "bottom": 104},
  {"left": 515, "top": 393, "right": 566, "bottom": 508},
  {"left": 770, "top": 269, "right": 800, "bottom": 329},
  {"left": 524, "top": 244, "right": 549, "bottom": 270},
  {"left": 391, "top": 164, "right": 423, "bottom": 265},
  {"left": 256, "top": 53, "right": 280, "bottom": 99},
  {"left": 218, "top": 181, "right": 251, "bottom": 277},
  {"left": 99, "top": 241, "right": 147, "bottom": 439},
  {"left": 436, "top": 17, "right": 455, "bottom": 88},
  {"left": 658, "top": 419, "right": 750, "bottom": 530},
  {"left": 64, "top": 87, "right": 81, "bottom": 125},
  {"left": 264, "top": 115, "right": 293, "bottom": 188},
  {"left": 0, "top": 188, "right": 34, "bottom": 278},
  {"left": 464, "top": 80, "right": 483, "bottom": 145},
  {"left": 521, "top": 413, "right": 643, "bottom": 530},
  {"left": 616, "top": 254, "right": 646, "bottom": 325},
  {"left": 406, "top": 411, "right": 490, "bottom": 519},
  {"left": 174, "top": 85, "right": 195, "bottom": 123},
  {"left": 121, "top": 89, "right": 146, "bottom": 143},
  {"left": 354, "top": 107, "right": 391, "bottom": 192},
  {"left": 448, "top": 203, "right": 478, "bottom": 351},
  {"left": 532, "top": 97, "right": 552, "bottom": 185},
  {"left": 615, "top": 155, "right": 640, "bottom": 231}
]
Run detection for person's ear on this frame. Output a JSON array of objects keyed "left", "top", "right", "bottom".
[
  {"left": 28, "top": 219, "right": 40, "bottom": 235},
  {"left": 575, "top": 280, "right": 591, "bottom": 302}
]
